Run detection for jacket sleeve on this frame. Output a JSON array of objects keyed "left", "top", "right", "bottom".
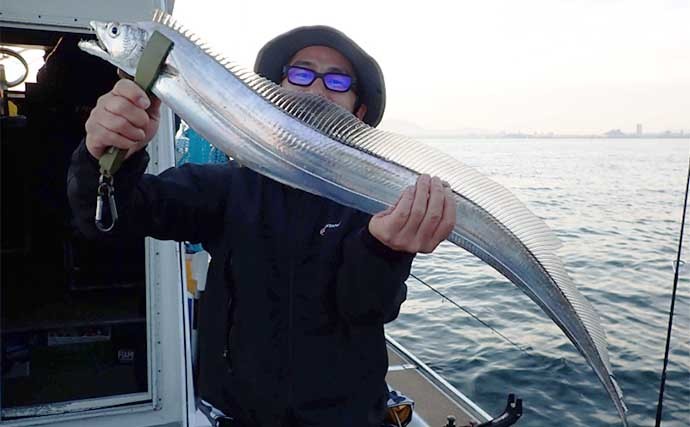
[
  {"left": 67, "top": 140, "right": 229, "bottom": 244},
  {"left": 335, "top": 224, "right": 414, "bottom": 326}
]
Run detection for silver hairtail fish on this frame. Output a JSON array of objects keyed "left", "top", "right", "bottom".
[{"left": 79, "top": 10, "right": 628, "bottom": 425}]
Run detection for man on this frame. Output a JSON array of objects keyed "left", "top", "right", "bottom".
[{"left": 68, "top": 25, "right": 456, "bottom": 426}]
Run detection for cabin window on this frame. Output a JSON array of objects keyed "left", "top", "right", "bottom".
[{"left": 1, "top": 28, "right": 151, "bottom": 419}]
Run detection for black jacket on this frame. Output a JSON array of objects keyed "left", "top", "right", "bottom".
[{"left": 67, "top": 142, "right": 413, "bottom": 426}]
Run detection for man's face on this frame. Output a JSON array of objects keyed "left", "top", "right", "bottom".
[{"left": 281, "top": 45, "right": 367, "bottom": 121}]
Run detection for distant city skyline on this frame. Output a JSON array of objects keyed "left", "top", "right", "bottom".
[
  {"left": 377, "top": 118, "right": 689, "bottom": 138},
  {"left": 170, "top": 1, "right": 690, "bottom": 134}
]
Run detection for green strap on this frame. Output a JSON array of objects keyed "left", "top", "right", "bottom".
[
  {"left": 99, "top": 31, "right": 174, "bottom": 176},
  {"left": 134, "top": 31, "right": 175, "bottom": 92}
]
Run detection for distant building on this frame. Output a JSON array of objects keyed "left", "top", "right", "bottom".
[
  {"left": 636, "top": 123, "right": 643, "bottom": 135},
  {"left": 605, "top": 129, "right": 625, "bottom": 138}
]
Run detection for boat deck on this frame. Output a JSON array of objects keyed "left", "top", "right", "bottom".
[
  {"left": 385, "top": 336, "right": 490, "bottom": 427},
  {"left": 193, "top": 336, "right": 490, "bottom": 427}
]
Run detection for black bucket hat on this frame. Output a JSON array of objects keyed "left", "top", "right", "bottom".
[{"left": 254, "top": 25, "right": 386, "bottom": 127}]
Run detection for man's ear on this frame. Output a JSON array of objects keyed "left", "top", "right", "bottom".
[{"left": 355, "top": 104, "right": 368, "bottom": 121}]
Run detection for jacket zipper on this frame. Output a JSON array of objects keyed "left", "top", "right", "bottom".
[
  {"left": 223, "top": 255, "right": 234, "bottom": 372},
  {"left": 286, "top": 190, "right": 301, "bottom": 408},
  {"left": 287, "top": 254, "right": 295, "bottom": 407}
]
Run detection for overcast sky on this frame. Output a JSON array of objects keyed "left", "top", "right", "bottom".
[{"left": 174, "top": 0, "right": 690, "bottom": 134}]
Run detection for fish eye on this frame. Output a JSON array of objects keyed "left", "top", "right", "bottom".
[{"left": 108, "top": 24, "right": 120, "bottom": 37}]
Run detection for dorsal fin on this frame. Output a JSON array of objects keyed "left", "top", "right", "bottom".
[
  {"left": 147, "top": 10, "right": 566, "bottom": 251},
  {"left": 147, "top": 10, "right": 562, "bottom": 255},
  {"left": 148, "top": 8, "right": 614, "bottom": 377}
]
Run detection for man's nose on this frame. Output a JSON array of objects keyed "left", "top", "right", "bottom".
[{"left": 305, "top": 77, "right": 330, "bottom": 98}]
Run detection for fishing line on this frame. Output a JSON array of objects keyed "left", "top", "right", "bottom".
[
  {"left": 410, "top": 272, "right": 529, "bottom": 355},
  {"left": 654, "top": 154, "right": 689, "bottom": 427}
]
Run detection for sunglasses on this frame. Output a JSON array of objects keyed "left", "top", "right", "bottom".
[{"left": 282, "top": 65, "right": 357, "bottom": 93}]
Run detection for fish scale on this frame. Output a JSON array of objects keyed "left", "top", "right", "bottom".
[{"left": 79, "top": 9, "right": 629, "bottom": 425}]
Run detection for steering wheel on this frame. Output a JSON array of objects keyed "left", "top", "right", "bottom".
[{"left": 0, "top": 47, "right": 30, "bottom": 88}]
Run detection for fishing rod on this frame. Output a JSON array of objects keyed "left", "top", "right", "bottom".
[
  {"left": 654, "top": 154, "right": 689, "bottom": 427},
  {"left": 409, "top": 272, "right": 529, "bottom": 355}
]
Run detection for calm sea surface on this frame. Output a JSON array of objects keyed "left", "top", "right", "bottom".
[{"left": 385, "top": 138, "right": 690, "bottom": 427}]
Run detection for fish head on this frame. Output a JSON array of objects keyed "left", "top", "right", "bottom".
[{"left": 78, "top": 21, "right": 149, "bottom": 75}]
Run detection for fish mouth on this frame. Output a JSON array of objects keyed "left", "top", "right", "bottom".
[
  {"left": 77, "top": 21, "right": 109, "bottom": 59},
  {"left": 78, "top": 39, "right": 110, "bottom": 62}
]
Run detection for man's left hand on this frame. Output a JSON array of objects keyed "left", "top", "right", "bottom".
[{"left": 369, "top": 174, "right": 457, "bottom": 254}]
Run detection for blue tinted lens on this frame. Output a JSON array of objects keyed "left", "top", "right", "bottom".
[
  {"left": 287, "top": 67, "right": 316, "bottom": 86},
  {"left": 323, "top": 74, "right": 352, "bottom": 92}
]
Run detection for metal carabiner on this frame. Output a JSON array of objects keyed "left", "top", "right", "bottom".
[{"left": 95, "top": 174, "right": 118, "bottom": 232}]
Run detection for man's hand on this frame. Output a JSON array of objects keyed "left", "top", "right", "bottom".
[
  {"left": 85, "top": 79, "right": 161, "bottom": 160},
  {"left": 369, "top": 174, "right": 457, "bottom": 254}
]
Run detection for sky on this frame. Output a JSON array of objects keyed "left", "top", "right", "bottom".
[{"left": 173, "top": 0, "right": 690, "bottom": 135}]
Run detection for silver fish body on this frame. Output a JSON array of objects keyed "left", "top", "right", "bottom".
[{"left": 79, "top": 10, "right": 628, "bottom": 425}]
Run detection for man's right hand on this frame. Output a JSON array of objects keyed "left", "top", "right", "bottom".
[{"left": 85, "top": 79, "right": 161, "bottom": 160}]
